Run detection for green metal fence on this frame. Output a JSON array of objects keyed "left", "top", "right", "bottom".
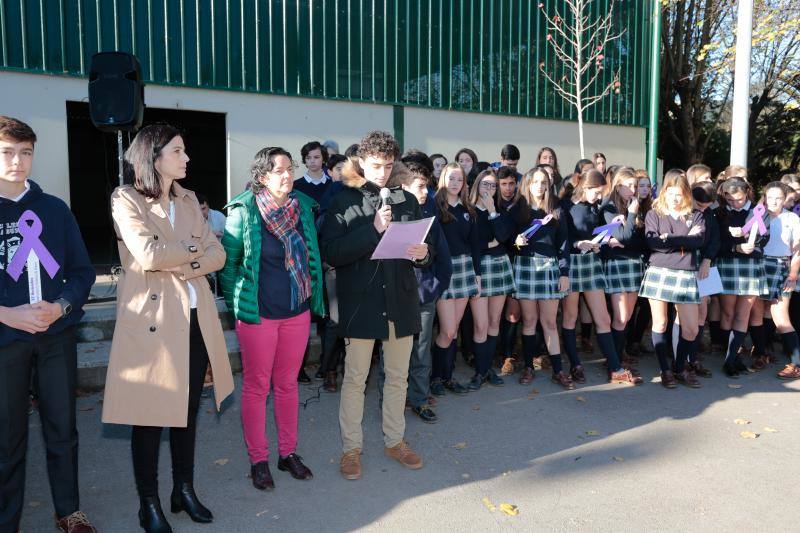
[{"left": 0, "top": 0, "right": 652, "bottom": 126}]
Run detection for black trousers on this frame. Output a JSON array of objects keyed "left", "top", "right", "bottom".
[
  {"left": 131, "top": 311, "right": 209, "bottom": 499},
  {"left": 0, "top": 327, "right": 79, "bottom": 532}
]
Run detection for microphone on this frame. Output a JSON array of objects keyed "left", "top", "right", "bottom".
[{"left": 379, "top": 187, "right": 391, "bottom": 209}]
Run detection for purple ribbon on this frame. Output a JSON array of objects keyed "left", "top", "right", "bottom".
[
  {"left": 592, "top": 217, "right": 624, "bottom": 244},
  {"left": 741, "top": 204, "right": 768, "bottom": 236},
  {"left": 6, "top": 210, "right": 60, "bottom": 282},
  {"left": 522, "top": 215, "right": 553, "bottom": 239}
]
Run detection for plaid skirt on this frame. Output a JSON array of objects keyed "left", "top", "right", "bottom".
[
  {"left": 762, "top": 256, "right": 791, "bottom": 301},
  {"left": 639, "top": 266, "right": 700, "bottom": 304},
  {"left": 716, "top": 257, "right": 768, "bottom": 296},
  {"left": 479, "top": 254, "right": 516, "bottom": 297},
  {"left": 569, "top": 253, "right": 606, "bottom": 293},
  {"left": 441, "top": 253, "right": 479, "bottom": 300},
  {"left": 513, "top": 256, "right": 566, "bottom": 300},
  {"left": 605, "top": 257, "right": 644, "bottom": 294}
]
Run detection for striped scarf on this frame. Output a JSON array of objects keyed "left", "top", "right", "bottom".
[{"left": 254, "top": 189, "right": 311, "bottom": 310}]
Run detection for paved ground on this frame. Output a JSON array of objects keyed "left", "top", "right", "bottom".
[{"left": 19, "top": 353, "right": 800, "bottom": 533}]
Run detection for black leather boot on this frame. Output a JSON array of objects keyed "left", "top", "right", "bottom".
[
  {"left": 139, "top": 496, "right": 173, "bottom": 533},
  {"left": 170, "top": 482, "right": 213, "bottom": 523}
]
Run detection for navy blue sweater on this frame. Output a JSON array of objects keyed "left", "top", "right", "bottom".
[
  {"left": 700, "top": 208, "right": 721, "bottom": 263},
  {"left": 600, "top": 201, "right": 646, "bottom": 261},
  {"left": 644, "top": 209, "right": 705, "bottom": 270},
  {"left": 258, "top": 215, "right": 310, "bottom": 319},
  {"left": 439, "top": 202, "right": 481, "bottom": 274},
  {"left": 565, "top": 200, "right": 604, "bottom": 253},
  {"left": 0, "top": 181, "right": 95, "bottom": 347},
  {"left": 514, "top": 203, "right": 570, "bottom": 276},
  {"left": 416, "top": 197, "right": 453, "bottom": 304},
  {"left": 475, "top": 207, "right": 515, "bottom": 257},
  {"left": 293, "top": 175, "right": 332, "bottom": 206},
  {"left": 715, "top": 203, "right": 770, "bottom": 260}
]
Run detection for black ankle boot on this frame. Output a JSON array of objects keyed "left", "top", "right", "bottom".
[
  {"left": 139, "top": 496, "right": 173, "bottom": 533},
  {"left": 170, "top": 481, "right": 213, "bottom": 523}
]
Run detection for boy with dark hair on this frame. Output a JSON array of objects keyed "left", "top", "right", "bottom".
[
  {"left": 0, "top": 116, "right": 96, "bottom": 532},
  {"left": 293, "top": 140, "right": 331, "bottom": 205},
  {"left": 321, "top": 130, "right": 432, "bottom": 480},
  {"left": 492, "top": 145, "right": 522, "bottom": 179}
]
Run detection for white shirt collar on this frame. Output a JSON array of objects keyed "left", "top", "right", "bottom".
[
  {"left": 303, "top": 172, "right": 329, "bottom": 185},
  {"left": 2, "top": 180, "right": 30, "bottom": 202},
  {"left": 448, "top": 198, "right": 462, "bottom": 208},
  {"left": 727, "top": 200, "right": 752, "bottom": 212}
]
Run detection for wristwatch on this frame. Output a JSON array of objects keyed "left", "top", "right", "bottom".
[{"left": 54, "top": 298, "right": 72, "bottom": 317}]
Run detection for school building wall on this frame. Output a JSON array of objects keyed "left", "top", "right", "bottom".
[{"left": 1, "top": 70, "right": 647, "bottom": 207}]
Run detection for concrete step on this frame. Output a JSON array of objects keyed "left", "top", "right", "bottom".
[{"left": 77, "top": 328, "right": 322, "bottom": 390}]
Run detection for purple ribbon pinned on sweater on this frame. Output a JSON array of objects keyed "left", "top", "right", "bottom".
[
  {"left": 741, "top": 204, "right": 768, "bottom": 236},
  {"left": 522, "top": 215, "right": 553, "bottom": 239},
  {"left": 6, "top": 210, "right": 60, "bottom": 282},
  {"left": 592, "top": 216, "right": 625, "bottom": 244}
]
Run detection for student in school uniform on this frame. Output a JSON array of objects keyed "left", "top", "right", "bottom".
[
  {"left": 496, "top": 166, "right": 524, "bottom": 375},
  {"left": 715, "top": 177, "right": 770, "bottom": 377},
  {"left": 639, "top": 170, "right": 706, "bottom": 388},
  {"left": 601, "top": 168, "right": 646, "bottom": 368},
  {"left": 430, "top": 162, "right": 484, "bottom": 396},
  {"left": 536, "top": 146, "right": 563, "bottom": 192},
  {"left": 454, "top": 148, "right": 480, "bottom": 188},
  {"left": 466, "top": 169, "right": 516, "bottom": 389},
  {"left": 626, "top": 170, "right": 655, "bottom": 356},
  {"left": 562, "top": 169, "right": 642, "bottom": 385},
  {"left": 746, "top": 182, "right": 800, "bottom": 379},
  {"left": 512, "top": 167, "right": 574, "bottom": 389}
]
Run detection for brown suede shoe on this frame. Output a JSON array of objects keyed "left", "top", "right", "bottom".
[
  {"left": 674, "top": 369, "right": 701, "bottom": 388},
  {"left": 385, "top": 441, "right": 423, "bottom": 470},
  {"left": 777, "top": 363, "right": 800, "bottom": 380},
  {"left": 55, "top": 511, "right": 97, "bottom": 533},
  {"left": 551, "top": 371, "right": 575, "bottom": 390},
  {"left": 340, "top": 449, "right": 362, "bottom": 480},
  {"left": 660, "top": 370, "right": 677, "bottom": 389},
  {"left": 570, "top": 365, "right": 586, "bottom": 384},
  {"left": 500, "top": 357, "right": 518, "bottom": 376},
  {"left": 518, "top": 366, "right": 535, "bottom": 385},
  {"left": 323, "top": 371, "right": 338, "bottom": 393},
  {"left": 610, "top": 368, "right": 643, "bottom": 385}
]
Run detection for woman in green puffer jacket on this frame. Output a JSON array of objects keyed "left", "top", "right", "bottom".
[{"left": 219, "top": 147, "right": 325, "bottom": 492}]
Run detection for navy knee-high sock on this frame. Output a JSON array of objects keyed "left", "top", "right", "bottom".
[
  {"left": 709, "top": 320, "right": 721, "bottom": 345},
  {"left": 675, "top": 336, "right": 693, "bottom": 373},
  {"left": 690, "top": 326, "right": 705, "bottom": 363},
  {"left": 431, "top": 342, "right": 448, "bottom": 381},
  {"left": 501, "top": 320, "right": 519, "bottom": 357},
  {"left": 486, "top": 334, "right": 499, "bottom": 368},
  {"left": 473, "top": 340, "right": 490, "bottom": 376},
  {"left": 596, "top": 332, "right": 622, "bottom": 372},
  {"left": 749, "top": 325, "right": 766, "bottom": 357},
  {"left": 445, "top": 340, "right": 458, "bottom": 380},
  {"left": 549, "top": 353, "right": 564, "bottom": 374},
  {"left": 612, "top": 328, "right": 627, "bottom": 361},
  {"left": 652, "top": 331, "right": 671, "bottom": 372},
  {"left": 781, "top": 331, "right": 800, "bottom": 365},
  {"left": 764, "top": 318, "right": 776, "bottom": 348},
  {"left": 725, "top": 330, "right": 747, "bottom": 364},
  {"left": 581, "top": 322, "right": 592, "bottom": 342},
  {"left": 562, "top": 328, "right": 581, "bottom": 368},
  {"left": 521, "top": 334, "right": 537, "bottom": 369}
]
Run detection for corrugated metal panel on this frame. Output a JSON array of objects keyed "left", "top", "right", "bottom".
[{"left": 0, "top": 0, "right": 651, "bottom": 126}]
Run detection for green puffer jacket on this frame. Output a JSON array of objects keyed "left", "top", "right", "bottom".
[{"left": 220, "top": 189, "right": 325, "bottom": 323}]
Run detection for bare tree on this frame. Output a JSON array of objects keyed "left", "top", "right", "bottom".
[{"left": 539, "top": 0, "right": 625, "bottom": 158}]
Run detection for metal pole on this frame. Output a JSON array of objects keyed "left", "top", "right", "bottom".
[
  {"left": 117, "top": 130, "right": 124, "bottom": 187},
  {"left": 730, "top": 0, "right": 753, "bottom": 167},
  {"left": 646, "top": 0, "right": 662, "bottom": 185}
]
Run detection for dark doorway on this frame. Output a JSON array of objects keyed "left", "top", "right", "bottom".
[{"left": 66, "top": 102, "right": 227, "bottom": 265}]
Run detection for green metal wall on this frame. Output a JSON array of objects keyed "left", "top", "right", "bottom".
[{"left": 0, "top": 0, "right": 652, "bottom": 126}]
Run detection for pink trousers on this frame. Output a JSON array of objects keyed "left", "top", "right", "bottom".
[{"left": 236, "top": 310, "right": 310, "bottom": 464}]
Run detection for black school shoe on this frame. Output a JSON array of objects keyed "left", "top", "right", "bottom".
[
  {"left": 250, "top": 461, "right": 275, "bottom": 490},
  {"left": 444, "top": 379, "right": 469, "bottom": 395},
  {"left": 278, "top": 453, "right": 313, "bottom": 480},
  {"left": 411, "top": 405, "right": 438, "bottom": 424}
]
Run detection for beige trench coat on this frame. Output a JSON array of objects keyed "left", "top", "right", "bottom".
[{"left": 102, "top": 183, "right": 234, "bottom": 427}]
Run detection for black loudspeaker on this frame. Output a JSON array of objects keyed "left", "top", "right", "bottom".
[{"left": 88, "top": 52, "right": 145, "bottom": 132}]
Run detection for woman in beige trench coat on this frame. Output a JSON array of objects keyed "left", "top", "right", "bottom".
[{"left": 102, "top": 124, "right": 233, "bottom": 533}]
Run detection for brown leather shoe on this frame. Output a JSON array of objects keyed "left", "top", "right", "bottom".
[
  {"left": 777, "top": 363, "right": 800, "bottom": 379},
  {"left": 385, "top": 441, "right": 423, "bottom": 470},
  {"left": 751, "top": 355, "right": 769, "bottom": 371},
  {"left": 610, "top": 368, "right": 643, "bottom": 386},
  {"left": 500, "top": 357, "right": 518, "bottom": 376},
  {"left": 55, "top": 511, "right": 97, "bottom": 533},
  {"left": 551, "top": 371, "right": 575, "bottom": 390},
  {"left": 660, "top": 370, "right": 677, "bottom": 389},
  {"left": 518, "top": 366, "right": 535, "bottom": 385},
  {"left": 674, "top": 369, "right": 701, "bottom": 388},
  {"left": 688, "top": 361, "right": 712, "bottom": 378},
  {"left": 340, "top": 449, "right": 362, "bottom": 480},
  {"left": 570, "top": 365, "right": 586, "bottom": 384},
  {"left": 323, "top": 371, "right": 338, "bottom": 393}
]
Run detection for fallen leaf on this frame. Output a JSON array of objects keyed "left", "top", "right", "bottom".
[
  {"left": 29, "top": 500, "right": 41, "bottom": 508},
  {"left": 728, "top": 384, "right": 743, "bottom": 389},
  {"left": 213, "top": 458, "right": 229, "bottom": 466},
  {"left": 586, "top": 430, "right": 600, "bottom": 436},
  {"left": 613, "top": 456, "right": 625, "bottom": 462},
  {"left": 462, "top": 473, "right": 471, "bottom": 479},
  {"left": 734, "top": 418, "right": 751, "bottom": 425},
  {"left": 527, "top": 389, "right": 540, "bottom": 399},
  {"left": 576, "top": 396, "right": 587, "bottom": 403},
  {"left": 482, "top": 497, "right": 497, "bottom": 512},
  {"left": 472, "top": 405, "right": 481, "bottom": 411},
  {"left": 78, "top": 406, "right": 94, "bottom": 412},
  {"left": 499, "top": 503, "right": 519, "bottom": 516},
  {"left": 764, "top": 427, "right": 779, "bottom": 433},
  {"left": 256, "top": 510, "right": 270, "bottom": 517},
  {"left": 740, "top": 431, "right": 759, "bottom": 439},
  {"left": 453, "top": 442, "right": 468, "bottom": 450}
]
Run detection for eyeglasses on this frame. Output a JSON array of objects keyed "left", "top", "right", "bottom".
[{"left": 481, "top": 183, "right": 497, "bottom": 189}]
